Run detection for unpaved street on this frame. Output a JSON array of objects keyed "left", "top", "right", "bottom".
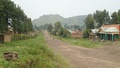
[{"left": 44, "top": 31, "right": 120, "bottom": 68}]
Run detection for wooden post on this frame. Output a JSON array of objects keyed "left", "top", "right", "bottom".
[
  {"left": 105, "top": 34, "right": 106, "bottom": 40},
  {"left": 106, "top": 34, "right": 108, "bottom": 40},
  {"left": 112, "top": 34, "right": 114, "bottom": 41},
  {"left": 100, "top": 34, "right": 102, "bottom": 40}
]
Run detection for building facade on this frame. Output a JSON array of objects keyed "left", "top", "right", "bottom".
[
  {"left": 71, "top": 29, "right": 83, "bottom": 38},
  {"left": 98, "top": 24, "right": 120, "bottom": 41}
]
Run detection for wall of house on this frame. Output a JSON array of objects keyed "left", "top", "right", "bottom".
[
  {"left": 4, "top": 35, "right": 11, "bottom": 42},
  {"left": 71, "top": 33, "right": 82, "bottom": 38},
  {"left": 100, "top": 34, "right": 119, "bottom": 41}
]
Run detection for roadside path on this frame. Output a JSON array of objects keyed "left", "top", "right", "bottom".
[{"left": 44, "top": 31, "right": 120, "bottom": 68}]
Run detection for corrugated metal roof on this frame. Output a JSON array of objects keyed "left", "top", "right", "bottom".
[
  {"left": 91, "top": 29, "right": 99, "bottom": 33},
  {"left": 105, "top": 27, "right": 119, "bottom": 32},
  {"left": 99, "top": 24, "right": 120, "bottom": 33},
  {"left": 100, "top": 27, "right": 107, "bottom": 32}
]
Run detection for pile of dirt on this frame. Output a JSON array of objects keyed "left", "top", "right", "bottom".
[{"left": 3, "top": 52, "right": 18, "bottom": 61}]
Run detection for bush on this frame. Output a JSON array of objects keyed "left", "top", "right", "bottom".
[{"left": 83, "top": 29, "right": 90, "bottom": 38}]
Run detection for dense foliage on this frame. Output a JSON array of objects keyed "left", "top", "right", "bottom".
[
  {"left": 93, "top": 9, "right": 120, "bottom": 27},
  {"left": 0, "top": 0, "right": 33, "bottom": 34},
  {"left": 49, "top": 22, "right": 70, "bottom": 38},
  {"left": 34, "top": 22, "right": 70, "bottom": 38},
  {"left": 94, "top": 10, "right": 110, "bottom": 27}
]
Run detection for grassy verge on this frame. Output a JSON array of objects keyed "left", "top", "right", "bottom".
[
  {"left": 52, "top": 35, "right": 104, "bottom": 48},
  {"left": 0, "top": 34, "right": 70, "bottom": 68},
  {"left": 11, "top": 34, "right": 37, "bottom": 41}
]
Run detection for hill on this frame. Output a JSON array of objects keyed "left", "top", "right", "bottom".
[
  {"left": 66, "top": 15, "right": 87, "bottom": 26},
  {"left": 32, "top": 14, "right": 87, "bottom": 27}
]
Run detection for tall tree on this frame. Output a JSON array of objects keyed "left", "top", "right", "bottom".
[
  {"left": 103, "top": 10, "right": 110, "bottom": 24},
  {"left": 111, "top": 12, "right": 118, "bottom": 24},
  {"left": 94, "top": 9, "right": 110, "bottom": 27},
  {"left": 83, "top": 14, "right": 94, "bottom": 38},
  {"left": 53, "top": 21, "right": 70, "bottom": 38},
  {"left": 118, "top": 9, "right": 120, "bottom": 16},
  {"left": 54, "top": 22, "right": 62, "bottom": 31},
  {"left": 0, "top": 0, "right": 33, "bottom": 34},
  {"left": 47, "top": 24, "right": 53, "bottom": 33},
  {"left": 0, "top": 0, "right": 15, "bottom": 33},
  {"left": 118, "top": 9, "right": 120, "bottom": 23},
  {"left": 84, "top": 14, "right": 94, "bottom": 29}
]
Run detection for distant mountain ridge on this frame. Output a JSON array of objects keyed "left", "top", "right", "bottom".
[{"left": 32, "top": 14, "right": 87, "bottom": 27}]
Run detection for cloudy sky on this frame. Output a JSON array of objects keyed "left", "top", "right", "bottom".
[{"left": 11, "top": 0, "right": 120, "bottom": 20}]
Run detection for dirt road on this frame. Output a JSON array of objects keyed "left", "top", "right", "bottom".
[{"left": 44, "top": 31, "right": 120, "bottom": 68}]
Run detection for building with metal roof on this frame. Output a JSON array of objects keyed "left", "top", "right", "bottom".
[{"left": 98, "top": 24, "right": 120, "bottom": 41}]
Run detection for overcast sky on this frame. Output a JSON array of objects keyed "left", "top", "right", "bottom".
[{"left": 11, "top": 0, "right": 120, "bottom": 20}]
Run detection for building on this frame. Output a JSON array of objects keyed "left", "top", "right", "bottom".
[
  {"left": 98, "top": 24, "right": 120, "bottom": 41},
  {"left": 89, "top": 29, "right": 99, "bottom": 40},
  {"left": 0, "top": 35, "right": 11, "bottom": 43},
  {"left": 0, "top": 25, "right": 13, "bottom": 43},
  {"left": 71, "top": 29, "right": 83, "bottom": 38}
]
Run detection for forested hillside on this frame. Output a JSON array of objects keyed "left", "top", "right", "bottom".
[
  {"left": 32, "top": 14, "right": 87, "bottom": 27},
  {"left": 66, "top": 15, "right": 87, "bottom": 26}
]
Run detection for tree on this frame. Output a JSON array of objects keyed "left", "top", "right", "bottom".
[
  {"left": 111, "top": 12, "right": 118, "bottom": 24},
  {"left": 94, "top": 9, "right": 110, "bottom": 27},
  {"left": 118, "top": 9, "right": 120, "bottom": 23},
  {"left": 0, "top": 0, "right": 15, "bottom": 34},
  {"left": 54, "top": 22, "right": 62, "bottom": 35},
  {"left": 84, "top": 14, "right": 94, "bottom": 29},
  {"left": 52, "top": 21, "right": 70, "bottom": 38},
  {"left": 54, "top": 21, "right": 63, "bottom": 36},
  {"left": 62, "top": 28, "right": 70, "bottom": 38},
  {"left": 83, "top": 14, "right": 94, "bottom": 38},
  {"left": 22, "top": 18, "right": 33, "bottom": 33},
  {"left": 118, "top": 9, "right": 120, "bottom": 16},
  {"left": 83, "top": 29, "right": 90, "bottom": 38},
  {"left": 64, "top": 24, "right": 70, "bottom": 29},
  {"left": 0, "top": 0, "right": 33, "bottom": 34},
  {"left": 47, "top": 24, "right": 53, "bottom": 33}
]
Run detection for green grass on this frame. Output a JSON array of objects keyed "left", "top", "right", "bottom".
[
  {"left": 0, "top": 34, "right": 70, "bottom": 68},
  {"left": 52, "top": 36, "right": 103, "bottom": 48}
]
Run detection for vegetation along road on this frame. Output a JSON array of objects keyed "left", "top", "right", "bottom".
[{"left": 44, "top": 31, "right": 120, "bottom": 68}]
